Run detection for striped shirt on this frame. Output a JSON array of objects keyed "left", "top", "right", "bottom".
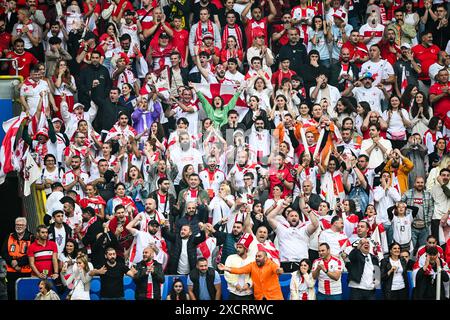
[
  {"left": 27, "top": 240, "right": 57, "bottom": 276},
  {"left": 312, "top": 256, "right": 343, "bottom": 295}
]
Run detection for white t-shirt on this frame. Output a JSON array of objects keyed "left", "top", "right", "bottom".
[
  {"left": 360, "top": 59, "right": 394, "bottom": 92},
  {"left": 359, "top": 23, "right": 385, "bottom": 47},
  {"left": 53, "top": 225, "right": 66, "bottom": 254},
  {"left": 177, "top": 239, "right": 190, "bottom": 275},
  {"left": 312, "top": 256, "right": 343, "bottom": 295},
  {"left": 209, "top": 195, "right": 235, "bottom": 232},
  {"left": 382, "top": 109, "right": 410, "bottom": 140},
  {"left": 20, "top": 80, "right": 50, "bottom": 116},
  {"left": 348, "top": 254, "right": 376, "bottom": 290},
  {"left": 392, "top": 214, "right": 413, "bottom": 246},
  {"left": 352, "top": 86, "right": 384, "bottom": 114},
  {"left": 129, "top": 230, "right": 166, "bottom": 266},
  {"left": 170, "top": 146, "right": 203, "bottom": 184},
  {"left": 174, "top": 103, "right": 200, "bottom": 137},
  {"left": 390, "top": 258, "right": 405, "bottom": 290},
  {"left": 318, "top": 229, "right": 350, "bottom": 257},
  {"left": 275, "top": 223, "right": 310, "bottom": 262},
  {"left": 62, "top": 170, "right": 90, "bottom": 199}
]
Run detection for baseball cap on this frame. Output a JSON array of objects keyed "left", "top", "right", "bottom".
[
  {"left": 360, "top": 71, "right": 374, "bottom": 81},
  {"left": 124, "top": 9, "right": 134, "bottom": 16},
  {"left": 159, "top": 32, "right": 170, "bottom": 39},
  {"left": 202, "top": 32, "right": 214, "bottom": 40},
  {"left": 400, "top": 43, "right": 411, "bottom": 49},
  {"left": 52, "top": 117, "right": 63, "bottom": 124},
  {"left": 253, "top": 27, "right": 265, "bottom": 38},
  {"left": 51, "top": 182, "right": 63, "bottom": 189},
  {"left": 59, "top": 196, "right": 75, "bottom": 206},
  {"left": 73, "top": 103, "right": 84, "bottom": 110}
]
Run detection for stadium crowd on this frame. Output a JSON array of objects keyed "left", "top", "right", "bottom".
[{"left": 0, "top": 0, "right": 449, "bottom": 301}]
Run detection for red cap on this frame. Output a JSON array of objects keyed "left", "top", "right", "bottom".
[
  {"left": 236, "top": 233, "right": 254, "bottom": 250},
  {"left": 253, "top": 27, "right": 265, "bottom": 38}
]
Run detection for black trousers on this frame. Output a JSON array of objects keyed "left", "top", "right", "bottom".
[
  {"left": 6, "top": 272, "right": 30, "bottom": 300},
  {"left": 384, "top": 288, "right": 409, "bottom": 300},
  {"left": 228, "top": 293, "right": 254, "bottom": 300},
  {"left": 431, "top": 219, "right": 441, "bottom": 243},
  {"left": 308, "top": 250, "right": 319, "bottom": 263},
  {"left": 349, "top": 288, "right": 376, "bottom": 300},
  {"left": 281, "top": 262, "right": 300, "bottom": 273}
]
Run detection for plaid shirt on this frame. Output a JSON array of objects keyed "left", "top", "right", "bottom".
[{"left": 401, "top": 188, "right": 435, "bottom": 227}]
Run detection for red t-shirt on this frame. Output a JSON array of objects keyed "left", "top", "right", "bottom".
[
  {"left": 27, "top": 240, "right": 58, "bottom": 276},
  {"left": 411, "top": 44, "right": 440, "bottom": 81},
  {"left": 379, "top": 40, "right": 400, "bottom": 67},
  {"left": 429, "top": 82, "right": 450, "bottom": 122},
  {"left": 272, "top": 25, "right": 289, "bottom": 47},
  {"left": 268, "top": 166, "right": 294, "bottom": 198},
  {"left": 136, "top": 8, "right": 154, "bottom": 30},
  {"left": 220, "top": 48, "right": 244, "bottom": 63},
  {"left": 110, "top": 0, "right": 134, "bottom": 18},
  {"left": 271, "top": 69, "right": 297, "bottom": 87},
  {"left": 172, "top": 29, "right": 189, "bottom": 63},
  {"left": 342, "top": 41, "right": 369, "bottom": 69},
  {"left": 147, "top": 22, "right": 173, "bottom": 49},
  {"left": 245, "top": 17, "right": 268, "bottom": 49},
  {"left": 0, "top": 32, "right": 12, "bottom": 53},
  {"left": 5, "top": 50, "right": 38, "bottom": 77}
]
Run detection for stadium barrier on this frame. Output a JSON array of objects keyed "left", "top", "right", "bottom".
[{"left": 16, "top": 272, "right": 415, "bottom": 300}]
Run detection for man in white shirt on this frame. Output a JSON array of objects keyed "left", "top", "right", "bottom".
[
  {"left": 266, "top": 202, "right": 319, "bottom": 272},
  {"left": 312, "top": 242, "right": 343, "bottom": 300},
  {"left": 318, "top": 216, "right": 351, "bottom": 258},
  {"left": 343, "top": 72, "right": 388, "bottom": 114},
  {"left": 430, "top": 169, "right": 450, "bottom": 245},
  {"left": 428, "top": 51, "right": 449, "bottom": 85},
  {"left": 224, "top": 233, "right": 254, "bottom": 300},
  {"left": 170, "top": 131, "right": 204, "bottom": 185},
  {"left": 359, "top": 14, "right": 385, "bottom": 47},
  {"left": 19, "top": 67, "right": 55, "bottom": 116},
  {"left": 309, "top": 72, "right": 341, "bottom": 108},
  {"left": 373, "top": 171, "right": 401, "bottom": 245},
  {"left": 347, "top": 238, "right": 380, "bottom": 300},
  {"left": 360, "top": 44, "right": 395, "bottom": 92},
  {"left": 360, "top": 124, "right": 392, "bottom": 169},
  {"left": 223, "top": 58, "right": 245, "bottom": 84}
]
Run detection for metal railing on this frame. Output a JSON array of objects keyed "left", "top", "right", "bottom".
[{"left": 0, "top": 58, "right": 19, "bottom": 76}]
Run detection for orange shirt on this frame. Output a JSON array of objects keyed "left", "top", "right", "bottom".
[{"left": 230, "top": 259, "right": 284, "bottom": 300}]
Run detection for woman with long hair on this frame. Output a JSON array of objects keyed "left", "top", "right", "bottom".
[
  {"left": 220, "top": 35, "right": 243, "bottom": 68},
  {"left": 105, "top": 182, "right": 138, "bottom": 218},
  {"left": 149, "top": 121, "right": 167, "bottom": 154},
  {"left": 355, "top": 101, "right": 371, "bottom": 135},
  {"left": 178, "top": 164, "right": 195, "bottom": 194},
  {"left": 268, "top": 94, "right": 296, "bottom": 127},
  {"left": 247, "top": 75, "right": 273, "bottom": 111},
  {"left": 51, "top": 60, "right": 77, "bottom": 118},
  {"left": 296, "top": 102, "right": 311, "bottom": 124},
  {"left": 290, "top": 258, "right": 316, "bottom": 300},
  {"left": 98, "top": 22, "right": 120, "bottom": 72},
  {"left": 399, "top": 84, "right": 418, "bottom": 111},
  {"left": 388, "top": 201, "right": 418, "bottom": 252},
  {"left": 403, "top": 0, "right": 420, "bottom": 45},
  {"left": 383, "top": 95, "right": 412, "bottom": 149},
  {"left": 331, "top": 98, "right": 355, "bottom": 129},
  {"left": 428, "top": 138, "right": 447, "bottom": 171},
  {"left": 307, "top": 15, "right": 332, "bottom": 68},
  {"left": 58, "top": 239, "right": 79, "bottom": 274},
  {"left": 61, "top": 253, "right": 93, "bottom": 300},
  {"left": 119, "top": 83, "right": 137, "bottom": 110},
  {"left": 380, "top": 242, "right": 409, "bottom": 300},
  {"left": 246, "top": 31, "right": 274, "bottom": 71},
  {"left": 166, "top": 279, "right": 190, "bottom": 300},
  {"left": 124, "top": 165, "right": 149, "bottom": 212},
  {"left": 423, "top": 116, "right": 443, "bottom": 155},
  {"left": 409, "top": 91, "right": 432, "bottom": 136},
  {"left": 79, "top": 184, "right": 106, "bottom": 219}
]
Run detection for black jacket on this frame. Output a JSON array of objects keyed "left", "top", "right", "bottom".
[
  {"left": 90, "top": 231, "right": 122, "bottom": 268},
  {"left": 133, "top": 259, "right": 165, "bottom": 300},
  {"left": 380, "top": 257, "right": 409, "bottom": 294},
  {"left": 329, "top": 61, "right": 360, "bottom": 92},
  {"left": 241, "top": 109, "right": 269, "bottom": 131},
  {"left": 162, "top": 227, "right": 206, "bottom": 275},
  {"left": 48, "top": 223, "right": 72, "bottom": 247},
  {"left": 278, "top": 43, "right": 308, "bottom": 74},
  {"left": 168, "top": 67, "right": 189, "bottom": 87},
  {"left": 148, "top": 190, "right": 178, "bottom": 229},
  {"left": 78, "top": 63, "right": 112, "bottom": 111},
  {"left": 91, "top": 86, "right": 134, "bottom": 132},
  {"left": 413, "top": 259, "right": 449, "bottom": 300},
  {"left": 346, "top": 249, "right": 379, "bottom": 285},
  {"left": 175, "top": 205, "right": 209, "bottom": 236}
]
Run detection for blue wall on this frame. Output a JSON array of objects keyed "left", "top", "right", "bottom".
[
  {"left": 0, "top": 99, "right": 13, "bottom": 143},
  {"left": 16, "top": 272, "right": 415, "bottom": 300}
]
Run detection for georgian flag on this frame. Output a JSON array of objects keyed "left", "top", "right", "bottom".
[
  {"left": 0, "top": 113, "right": 28, "bottom": 185},
  {"left": 400, "top": 66, "right": 408, "bottom": 94},
  {"left": 23, "top": 151, "right": 41, "bottom": 196},
  {"left": 194, "top": 84, "right": 247, "bottom": 120}
]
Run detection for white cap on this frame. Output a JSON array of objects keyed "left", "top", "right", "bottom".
[{"left": 400, "top": 43, "right": 411, "bottom": 49}]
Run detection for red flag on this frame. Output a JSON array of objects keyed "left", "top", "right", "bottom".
[
  {"left": 400, "top": 66, "right": 408, "bottom": 94},
  {"left": 0, "top": 113, "right": 28, "bottom": 184}
]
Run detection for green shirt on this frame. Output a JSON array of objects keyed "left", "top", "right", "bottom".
[{"left": 196, "top": 90, "right": 242, "bottom": 128}]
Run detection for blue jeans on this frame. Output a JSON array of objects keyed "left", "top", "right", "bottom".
[
  {"left": 411, "top": 227, "right": 428, "bottom": 254},
  {"left": 383, "top": 223, "right": 393, "bottom": 246},
  {"left": 316, "top": 292, "right": 342, "bottom": 300}
]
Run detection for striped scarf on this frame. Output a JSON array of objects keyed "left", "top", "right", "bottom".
[{"left": 146, "top": 260, "right": 154, "bottom": 299}]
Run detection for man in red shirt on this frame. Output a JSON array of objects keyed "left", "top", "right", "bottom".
[
  {"left": 429, "top": 68, "right": 450, "bottom": 127},
  {"left": 137, "top": 0, "right": 157, "bottom": 32},
  {"left": 144, "top": 6, "right": 173, "bottom": 49},
  {"left": 27, "top": 225, "right": 59, "bottom": 279},
  {"left": 266, "top": 153, "right": 294, "bottom": 199},
  {"left": 271, "top": 57, "right": 296, "bottom": 89},
  {"left": 241, "top": 0, "right": 276, "bottom": 49},
  {"left": 342, "top": 30, "right": 369, "bottom": 69},
  {"left": 411, "top": 31, "right": 440, "bottom": 84},
  {"left": 0, "top": 17, "right": 11, "bottom": 58},
  {"left": 171, "top": 16, "right": 188, "bottom": 67},
  {"left": 3, "top": 38, "right": 38, "bottom": 77},
  {"left": 271, "top": 12, "right": 291, "bottom": 53},
  {"left": 379, "top": 28, "right": 401, "bottom": 66}
]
